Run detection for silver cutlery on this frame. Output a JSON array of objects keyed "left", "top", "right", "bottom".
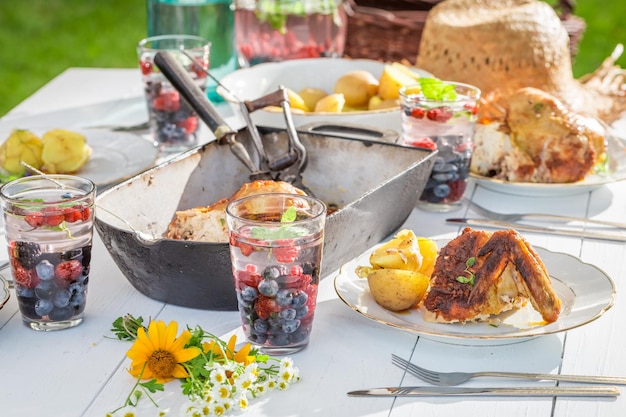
[
  {"left": 446, "top": 218, "right": 626, "bottom": 242},
  {"left": 467, "top": 200, "right": 626, "bottom": 229},
  {"left": 347, "top": 386, "right": 620, "bottom": 397},
  {"left": 392, "top": 354, "right": 626, "bottom": 386}
]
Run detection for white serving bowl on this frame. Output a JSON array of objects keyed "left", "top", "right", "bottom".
[{"left": 218, "top": 58, "right": 424, "bottom": 132}]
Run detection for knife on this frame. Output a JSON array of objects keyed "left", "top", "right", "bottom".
[
  {"left": 446, "top": 218, "right": 626, "bottom": 242},
  {"left": 348, "top": 386, "right": 620, "bottom": 397}
]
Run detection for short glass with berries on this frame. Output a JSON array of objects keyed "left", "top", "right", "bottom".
[
  {"left": 137, "top": 35, "right": 210, "bottom": 153},
  {"left": 226, "top": 193, "right": 326, "bottom": 355},
  {"left": 400, "top": 79, "right": 481, "bottom": 212},
  {"left": 0, "top": 175, "right": 95, "bottom": 331}
]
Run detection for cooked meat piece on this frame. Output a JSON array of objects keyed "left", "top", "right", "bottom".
[
  {"left": 166, "top": 180, "right": 306, "bottom": 242},
  {"left": 423, "top": 228, "right": 562, "bottom": 323},
  {"left": 471, "top": 87, "right": 607, "bottom": 183}
]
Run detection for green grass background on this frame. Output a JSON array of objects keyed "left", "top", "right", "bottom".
[{"left": 0, "top": 0, "right": 624, "bottom": 117}]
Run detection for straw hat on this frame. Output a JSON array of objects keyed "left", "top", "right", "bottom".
[{"left": 415, "top": 0, "right": 626, "bottom": 121}]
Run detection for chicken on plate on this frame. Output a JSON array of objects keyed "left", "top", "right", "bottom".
[{"left": 423, "top": 228, "right": 562, "bottom": 324}]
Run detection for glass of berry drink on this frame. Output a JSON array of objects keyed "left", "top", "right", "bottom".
[
  {"left": 137, "top": 35, "right": 210, "bottom": 153},
  {"left": 399, "top": 80, "right": 481, "bottom": 212},
  {"left": 226, "top": 193, "right": 326, "bottom": 355},
  {"left": 0, "top": 175, "right": 95, "bottom": 331}
]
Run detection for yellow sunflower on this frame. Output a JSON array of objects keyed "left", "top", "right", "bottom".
[
  {"left": 203, "top": 335, "right": 256, "bottom": 366},
  {"left": 127, "top": 320, "right": 201, "bottom": 383}
]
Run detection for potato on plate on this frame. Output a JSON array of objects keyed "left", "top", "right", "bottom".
[{"left": 367, "top": 269, "right": 430, "bottom": 311}]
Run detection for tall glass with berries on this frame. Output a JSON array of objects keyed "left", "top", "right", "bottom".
[
  {"left": 137, "top": 35, "right": 210, "bottom": 153},
  {"left": 400, "top": 79, "right": 480, "bottom": 212},
  {"left": 0, "top": 175, "right": 95, "bottom": 331},
  {"left": 226, "top": 193, "right": 326, "bottom": 355}
]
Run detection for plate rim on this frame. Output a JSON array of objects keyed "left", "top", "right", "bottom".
[
  {"left": 334, "top": 242, "right": 616, "bottom": 345},
  {"left": 0, "top": 273, "right": 10, "bottom": 311}
]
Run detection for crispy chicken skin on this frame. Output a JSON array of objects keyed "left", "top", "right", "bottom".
[
  {"left": 166, "top": 180, "right": 306, "bottom": 242},
  {"left": 472, "top": 87, "right": 607, "bottom": 183},
  {"left": 423, "top": 228, "right": 562, "bottom": 323}
]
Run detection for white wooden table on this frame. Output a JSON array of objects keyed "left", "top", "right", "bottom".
[{"left": 0, "top": 68, "right": 625, "bottom": 417}]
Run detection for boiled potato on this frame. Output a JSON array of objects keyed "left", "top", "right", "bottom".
[
  {"left": 378, "top": 64, "right": 418, "bottom": 100},
  {"left": 333, "top": 70, "right": 379, "bottom": 108},
  {"left": 286, "top": 88, "right": 310, "bottom": 112},
  {"left": 314, "top": 93, "right": 345, "bottom": 113},
  {"left": 0, "top": 129, "right": 44, "bottom": 176},
  {"left": 41, "top": 129, "right": 92, "bottom": 174},
  {"left": 368, "top": 95, "right": 400, "bottom": 111},
  {"left": 417, "top": 237, "right": 438, "bottom": 277},
  {"left": 369, "top": 229, "right": 423, "bottom": 272},
  {"left": 367, "top": 269, "right": 430, "bottom": 311},
  {"left": 298, "top": 87, "right": 328, "bottom": 112}
]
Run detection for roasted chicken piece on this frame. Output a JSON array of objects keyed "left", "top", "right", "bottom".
[
  {"left": 423, "top": 228, "right": 562, "bottom": 324},
  {"left": 166, "top": 180, "right": 306, "bottom": 242},
  {"left": 471, "top": 87, "right": 607, "bottom": 183}
]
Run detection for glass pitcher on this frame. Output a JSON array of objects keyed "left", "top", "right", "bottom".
[{"left": 233, "top": 0, "right": 349, "bottom": 66}]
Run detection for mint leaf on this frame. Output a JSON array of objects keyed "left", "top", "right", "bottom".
[
  {"left": 281, "top": 206, "right": 297, "bottom": 223},
  {"left": 418, "top": 78, "right": 458, "bottom": 101}
]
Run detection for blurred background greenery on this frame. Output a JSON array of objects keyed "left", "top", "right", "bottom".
[{"left": 0, "top": 0, "right": 624, "bottom": 116}]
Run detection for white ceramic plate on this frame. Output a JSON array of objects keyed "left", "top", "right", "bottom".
[
  {"left": 334, "top": 243, "right": 616, "bottom": 346},
  {"left": 0, "top": 273, "right": 9, "bottom": 311},
  {"left": 218, "top": 58, "right": 431, "bottom": 131},
  {"left": 471, "top": 128, "right": 626, "bottom": 197},
  {"left": 0, "top": 128, "right": 158, "bottom": 187}
]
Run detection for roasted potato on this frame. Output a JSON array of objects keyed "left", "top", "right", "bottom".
[
  {"left": 369, "top": 229, "right": 423, "bottom": 272},
  {"left": 367, "top": 269, "right": 430, "bottom": 311}
]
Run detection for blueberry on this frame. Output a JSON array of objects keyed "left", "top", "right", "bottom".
[
  {"left": 258, "top": 279, "right": 279, "bottom": 297},
  {"left": 15, "top": 285, "right": 35, "bottom": 298},
  {"left": 282, "top": 319, "right": 301, "bottom": 334},
  {"left": 268, "top": 315, "right": 282, "bottom": 330},
  {"left": 280, "top": 308, "right": 296, "bottom": 321},
  {"left": 249, "top": 332, "right": 268, "bottom": 344},
  {"left": 268, "top": 333, "right": 290, "bottom": 346},
  {"left": 253, "top": 319, "right": 269, "bottom": 333},
  {"left": 34, "top": 280, "right": 56, "bottom": 300},
  {"left": 433, "top": 184, "right": 451, "bottom": 198},
  {"left": 49, "top": 306, "right": 74, "bottom": 321},
  {"left": 53, "top": 289, "right": 71, "bottom": 308},
  {"left": 275, "top": 289, "right": 293, "bottom": 306},
  {"left": 295, "top": 305, "right": 309, "bottom": 319},
  {"left": 263, "top": 265, "right": 282, "bottom": 280},
  {"left": 68, "top": 282, "right": 85, "bottom": 295},
  {"left": 61, "top": 192, "right": 74, "bottom": 199},
  {"left": 241, "top": 286, "right": 258, "bottom": 302},
  {"left": 292, "top": 291, "right": 308, "bottom": 308},
  {"left": 69, "top": 291, "right": 86, "bottom": 308},
  {"left": 302, "top": 262, "right": 317, "bottom": 276},
  {"left": 34, "top": 299, "right": 54, "bottom": 316},
  {"left": 290, "top": 328, "right": 309, "bottom": 343},
  {"left": 35, "top": 260, "right": 55, "bottom": 281},
  {"left": 236, "top": 291, "right": 252, "bottom": 309}
]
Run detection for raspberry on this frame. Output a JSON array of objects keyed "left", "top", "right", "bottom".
[
  {"left": 62, "top": 207, "right": 82, "bottom": 223},
  {"left": 406, "top": 137, "right": 437, "bottom": 151},
  {"left": 42, "top": 206, "right": 65, "bottom": 227},
  {"left": 55, "top": 260, "right": 83, "bottom": 281},
  {"left": 139, "top": 59, "right": 152, "bottom": 75},
  {"left": 80, "top": 206, "right": 91, "bottom": 221},
  {"left": 236, "top": 269, "right": 262, "bottom": 290},
  {"left": 274, "top": 240, "right": 298, "bottom": 263},
  {"left": 410, "top": 108, "right": 425, "bottom": 118},
  {"left": 256, "top": 296, "right": 280, "bottom": 320},
  {"left": 13, "top": 264, "right": 40, "bottom": 288},
  {"left": 25, "top": 212, "right": 44, "bottom": 228},
  {"left": 426, "top": 107, "right": 453, "bottom": 123},
  {"left": 152, "top": 90, "right": 181, "bottom": 112}
]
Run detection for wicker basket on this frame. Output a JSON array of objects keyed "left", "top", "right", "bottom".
[{"left": 343, "top": 0, "right": 586, "bottom": 64}]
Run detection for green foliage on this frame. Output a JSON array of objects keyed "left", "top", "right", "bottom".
[{"left": 1, "top": 0, "right": 624, "bottom": 116}]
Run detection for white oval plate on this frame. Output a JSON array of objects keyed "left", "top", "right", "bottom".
[
  {"left": 0, "top": 128, "right": 158, "bottom": 188},
  {"left": 334, "top": 243, "right": 616, "bottom": 346},
  {"left": 471, "top": 128, "right": 626, "bottom": 197}
]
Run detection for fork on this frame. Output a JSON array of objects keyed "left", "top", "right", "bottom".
[
  {"left": 391, "top": 354, "right": 626, "bottom": 386},
  {"left": 467, "top": 200, "right": 626, "bottom": 229}
]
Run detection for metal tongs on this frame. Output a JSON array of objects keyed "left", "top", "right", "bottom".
[{"left": 153, "top": 51, "right": 310, "bottom": 192}]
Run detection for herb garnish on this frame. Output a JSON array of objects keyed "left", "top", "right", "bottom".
[
  {"left": 419, "top": 77, "right": 458, "bottom": 101},
  {"left": 250, "top": 205, "right": 306, "bottom": 240},
  {"left": 456, "top": 257, "right": 476, "bottom": 286}
]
